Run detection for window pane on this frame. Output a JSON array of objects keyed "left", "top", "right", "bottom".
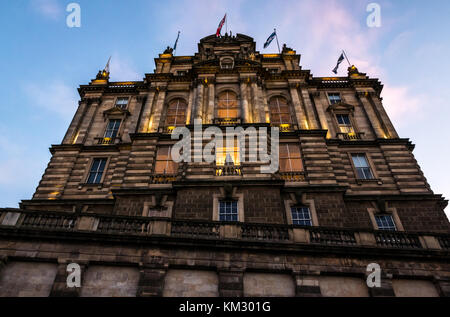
[
  {"left": 375, "top": 215, "right": 396, "bottom": 231},
  {"left": 219, "top": 201, "right": 238, "bottom": 222},
  {"left": 87, "top": 158, "right": 107, "bottom": 184},
  {"left": 291, "top": 207, "right": 312, "bottom": 226}
]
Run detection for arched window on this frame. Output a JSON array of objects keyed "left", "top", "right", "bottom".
[
  {"left": 217, "top": 91, "right": 239, "bottom": 119},
  {"left": 165, "top": 99, "right": 187, "bottom": 127},
  {"left": 269, "top": 97, "right": 292, "bottom": 125}
]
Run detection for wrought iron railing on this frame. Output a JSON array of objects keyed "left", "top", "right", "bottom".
[
  {"left": 95, "top": 137, "right": 119, "bottom": 145},
  {"left": 337, "top": 132, "right": 364, "bottom": 141},
  {"left": 309, "top": 228, "right": 357, "bottom": 246},
  {"left": 375, "top": 231, "right": 422, "bottom": 249},
  {"left": 171, "top": 220, "right": 220, "bottom": 239}
]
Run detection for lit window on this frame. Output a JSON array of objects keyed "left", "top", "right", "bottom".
[
  {"left": 328, "top": 93, "right": 342, "bottom": 105},
  {"left": 269, "top": 97, "right": 292, "bottom": 125},
  {"left": 291, "top": 207, "right": 312, "bottom": 226},
  {"left": 166, "top": 99, "right": 187, "bottom": 127},
  {"left": 279, "top": 144, "right": 303, "bottom": 172},
  {"left": 219, "top": 201, "right": 238, "bottom": 222},
  {"left": 115, "top": 97, "right": 129, "bottom": 109},
  {"left": 336, "top": 114, "right": 355, "bottom": 134},
  {"left": 352, "top": 154, "right": 374, "bottom": 180},
  {"left": 104, "top": 119, "right": 121, "bottom": 139},
  {"left": 218, "top": 91, "right": 239, "bottom": 119},
  {"left": 154, "top": 146, "right": 178, "bottom": 175},
  {"left": 87, "top": 158, "right": 107, "bottom": 184},
  {"left": 375, "top": 214, "right": 397, "bottom": 231},
  {"left": 216, "top": 139, "right": 240, "bottom": 166}
]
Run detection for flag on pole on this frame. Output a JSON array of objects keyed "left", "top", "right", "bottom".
[
  {"left": 264, "top": 30, "right": 277, "bottom": 49},
  {"left": 104, "top": 56, "right": 111, "bottom": 73},
  {"left": 173, "top": 31, "right": 180, "bottom": 51},
  {"left": 332, "top": 53, "right": 345, "bottom": 74},
  {"left": 216, "top": 14, "right": 227, "bottom": 37}
]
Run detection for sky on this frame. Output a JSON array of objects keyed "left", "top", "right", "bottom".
[{"left": 0, "top": 0, "right": 449, "bottom": 218}]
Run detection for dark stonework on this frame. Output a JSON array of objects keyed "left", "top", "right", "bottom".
[
  {"left": 367, "top": 273, "right": 396, "bottom": 297},
  {"left": 137, "top": 261, "right": 168, "bottom": 297},
  {"left": 218, "top": 270, "right": 244, "bottom": 297}
]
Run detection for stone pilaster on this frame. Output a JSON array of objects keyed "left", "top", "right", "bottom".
[
  {"left": 240, "top": 79, "right": 250, "bottom": 123},
  {"left": 150, "top": 87, "right": 167, "bottom": 133},
  {"left": 75, "top": 98, "right": 101, "bottom": 144},
  {"left": 311, "top": 92, "right": 331, "bottom": 138},
  {"left": 356, "top": 91, "right": 385, "bottom": 139},
  {"left": 62, "top": 99, "right": 88, "bottom": 144},
  {"left": 186, "top": 84, "right": 197, "bottom": 125},
  {"left": 137, "top": 261, "right": 168, "bottom": 297},
  {"left": 139, "top": 89, "right": 157, "bottom": 133},
  {"left": 299, "top": 86, "right": 319, "bottom": 129},
  {"left": 49, "top": 259, "right": 87, "bottom": 297},
  {"left": 195, "top": 81, "right": 205, "bottom": 121},
  {"left": 218, "top": 269, "right": 244, "bottom": 297},
  {"left": 289, "top": 83, "right": 308, "bottom": 129},
  {"left": 369, "top": 93, "right": 399, "bottom": 139},
  {"left": 250, "top": 80, "right": 261, "bottom": 123},
  {"left": 207, "top": 79, "right": 215, "bottom": 124}
]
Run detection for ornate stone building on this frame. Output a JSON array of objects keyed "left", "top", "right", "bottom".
[{"left": 0, "top": 33, "right": 449, "bottom": 297}]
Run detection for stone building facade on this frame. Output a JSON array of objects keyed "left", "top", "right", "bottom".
[{"left": 0, "top": 33, "right": 449, "bottom": 297}]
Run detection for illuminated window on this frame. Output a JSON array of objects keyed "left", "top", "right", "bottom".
[
  {"left": 154, "top": 146, "right": 178, "bottom": 175},
  {"left": 269, "top": 97, "right": 292, "bottom": 125},
  {"left": 115, "top": 97, "right": 129, "bottom": 109},
  {"left": 375, "top": 214, "right": 397, "bottom": 231},
  {"left": 291, "top": 207, "right": 312, "bottom": 226},
  {"left": 218, "top": 91, "right": 239, "bottom": 119},
  {"left": 104, "top": 119, "right": 121, "bottom": 139},
  {"left": 336, "top": 114, "right": 355, "bottom": 134},
  {"left": 351, "top": 154, "right": 374, "bottom": 180},
  {"left": 166, "top": 99, "right": 187, "bottom": 127},
  {"left": 216, "top": 139, "right": 240, "bottom": 166},
  {"left": 219, "top": 201, "right": 238, "bottom": 222},
  {"left": 87, "top": 158, "right": 107, "bottom": 184},
  {"left": 279, "top": 144, "right": 303, "bottom": 172},
  {"left": 328, "top": 93, "right": 342, "bottom": 105}
]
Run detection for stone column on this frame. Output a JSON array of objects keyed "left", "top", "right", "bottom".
[
  {"left": 240, "top": 79, "right": 250, "bottom": 123},
  {"left": 207, "top": 79, "right": 215, "bottom": 124},
  {"left": 250, "top": 80, "right": 262, "bottom": 123},
  {"left": 149, "top": 87, "right": 167, "bottom": 133},
  {"left": 195, "top": 81, "right": 205, "bottom": 121},
  {"left": 50, "top": 259, "right": 88, "bottom": 297},
  {"left": 369, "top": 93, "right": 399, "bottom": 138},
  {"left": 186, "top": 84, "right": 197, "bottom": 125},
  {"left": 289, "top": 84, "right": 308, "bottom": 129},
  {"left": 293, "top": 272, "right": 322, "bottom": 297},
  {"left": 123, "top": 96, "right": 145, "bottom": 141},
  {"left": 356, "top": 91, "right": 385, "bottom": 139},
  {"left": 137, "top": 262, "right": 168, "bottom": 297},
  {"left": 218, "top": 269, "right": 244, "bottom": 297},
  {"left": 262, "top": 86, "right": 270, "bottom": 123},
  {"left": 139, "top": 89, "right": 157, "bottom": 133},
  {"left": 299, "top": 86, "right": 319, "bottom": 129},
  {"left": 78, "top": 97, "right": 101, "bottom": 144},
  {"left": 62, "top": 99, "right": 88, "bottom": 144},
  {"left": 311, "top": 92, "right": 331, "bottom": 137},
  {"left": 253, "top": 82, "right": 266, "bottom": 123}
]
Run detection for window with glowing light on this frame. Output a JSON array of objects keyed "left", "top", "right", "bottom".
[
  {"left": 217, "top": 91, "right": 239, "bottom": 119},
  {"left": 336, "top": 114, "right": 355, "bottom": 134},
  {"left": 154, "top": 146, "right": 178, "bottom": 175},
  {"left": 216, "top": 139, "right": 241, "bottom": 166},
  {"left": 279, "top": 144, "right": 303, "bottom": 172},
  {"left": 165, "top": 98, "right": 187, "bottom": 127},
  {"left": 269, "top": 97, "right": 292, "bottom": 125}
]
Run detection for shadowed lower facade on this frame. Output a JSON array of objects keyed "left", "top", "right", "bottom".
[{"left": 0, "top": 33, "right": 449, "bottom": 297}]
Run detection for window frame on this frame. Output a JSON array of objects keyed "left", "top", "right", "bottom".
[
  {"left": 327, "top": 92, "right": 342, "bottom": 105},
  {"left": 218, "top": 200, "right": 239, "bottom": 222},
  {"left": 115, "top": 97, "right": 129, "bottom": 110},
  {"left": 217, "top": 90, "right": 239, "bottom": 120},
  {"left": 290, "top": 206, "right": 313, "bottom": 226},
  {"left": 374, "top": 214, "right": 397, "bottom": 231},
  {"left": 268, "top": 96, "right": 293, "bottom": 126},
  {"left": 84, "top": 157, "right": 110, "bottom": 185},
  {"left": 284, "top": 197, "right": 319, "bottom": 227},
  {"left": 104, "top": 119, "right": 122, "bottom": 139},
  {"left": 279, "top": 143, "right": 304, "bottom": 173},
  {"left": 349, "top": 153, "right": 377, "bottom": 181},
  {"left": 165, "top": 98, "right": 188, "bottom": 127},
  {"left": 154, "top": 145, "right": 179, "bottom": 175}
]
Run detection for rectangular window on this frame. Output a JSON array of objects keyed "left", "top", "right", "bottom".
[
  {"left": 216, "top": 139, "right": 240, "bottom": 166},
  {"left": 336, "top": 114, "right": 355, "bottom": 134},
  {"left": 219, "top": 201, "right": 239, "bottom": 222},
  {"left": 375, "top": 214, "right": 397, "bottom": 231},
  {"left": 87, "top": 158, "right": 107, "bottom": 184},
  {"left": 104, "top": 119, "right": 121, "bottom": 139},
  {"left": 291, "top": 207, "right": 313, "bottom": 226},
  {"left": 328, "top": 93, "right": 342, "bottom": 105},
  {"left": 279, "top": 144, "right": 303, "bottom": 172},
  {"left": 115, "top": 97, "right": 129, "bottom": 109},
  {"left": 351, "top": 154, "right": 374, "bottom": 180},
  {"left": 154, "top": 146, "right": 178, "bottom": 174}
]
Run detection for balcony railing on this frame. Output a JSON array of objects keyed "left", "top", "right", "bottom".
[
  {"left": 375, "top": 231, "right": 422, "bottom": 249},
  {"left": 151, "top": 174, "right": 178, "bottom": 184},
  {"left": 215, "top": 165, "right": 242, "bottom": 176},
  {"left": 214, "top": 118, "right": 242, "bottom": 126},
  {"left": 95, "top": 137, "right": 120, "bottom": 145},
  {"left": 159, "top": 126, "right": 176, "bottom": 134},
  {"left": 272, "top": 124, "right": 299, "bottom": 133},
  {"left": 2, "top": 210, "right": 450, "bottom": 252},
  {"left": 279, "top": 172, "right": 306, "bottom": 182},
  {"left": 337, "top": 132, "right": 364, "bottom": 141}
]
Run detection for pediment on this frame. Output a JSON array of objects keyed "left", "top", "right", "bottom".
[
  {"left": 327, "top": 102, "right": 354, "bottom": 113},
  {"left": 103, "top": 106, "right": 130, "bottom": 117}
]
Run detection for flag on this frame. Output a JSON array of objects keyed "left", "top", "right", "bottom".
[
  {"left": 264, "top": 31, "right": 277, "bottom": 49},
  {"left": 104, "top": 56, "right": 111, "bottom": 73},
  {"left": 216, "top": 14, "right": 227, "bottom": 37},
  {"left": 332, "top": 53, "right": 345, "bottom": 74},
  {"left": 173, "top": 31, "right": 180, "bottom": 51}
]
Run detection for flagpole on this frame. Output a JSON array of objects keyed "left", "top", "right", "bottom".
[
  {"left": 226, "top": 13, "right": 228, "bottom": 34},
  {"left": 342, "top": 50, "right": 351, "bottom": 66},
  {"left": 275, "top": 28, "right": 281, "bottom": 54},
  {"left": 174, "top": 31, "right": 180, "bottom": 56}
]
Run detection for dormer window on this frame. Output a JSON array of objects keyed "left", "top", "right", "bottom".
[
  {"left": 221, "top": 58, "right": 234, "bottom": 70},
  {"left": 115, "top": 97, "right": 129, "bottom": 110}
]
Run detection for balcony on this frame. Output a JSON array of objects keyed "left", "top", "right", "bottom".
[
  {"left": 95, "top": 137, "right": 120, "bottom": 145},
  {"left": 214, "top": 118, "right": 242, "bottom": 126},
  {"left": 151, "top": 174, "right": 178, "bottom": 184},
  {"left": 159, "top": 126, "right": 176, "bottom": 134},
  {"left": 272, "top": 124, "right": 298, "bottom": 133},
  {"left": 215, "top": 165, "right": 242, "bottom": 176},
  {"left": 1, "top": 209, "right": 449, "bottom": 252},
  {"left": 337, "top": 132, "right": 364, "bottom": 141},
  {"left": 279, "top": 172, "right": 306, "bottom": 182}
]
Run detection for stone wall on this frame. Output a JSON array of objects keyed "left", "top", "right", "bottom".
[
  {"left": 163, "top": 269, "right": 219, "bottom": 297},
  {"left": 243, "top": 273, "right": 295, "bottom": 297}
]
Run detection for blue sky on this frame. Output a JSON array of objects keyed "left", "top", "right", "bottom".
[{"left": 0, "top": 0, "right": 449, "bottom": 217}]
